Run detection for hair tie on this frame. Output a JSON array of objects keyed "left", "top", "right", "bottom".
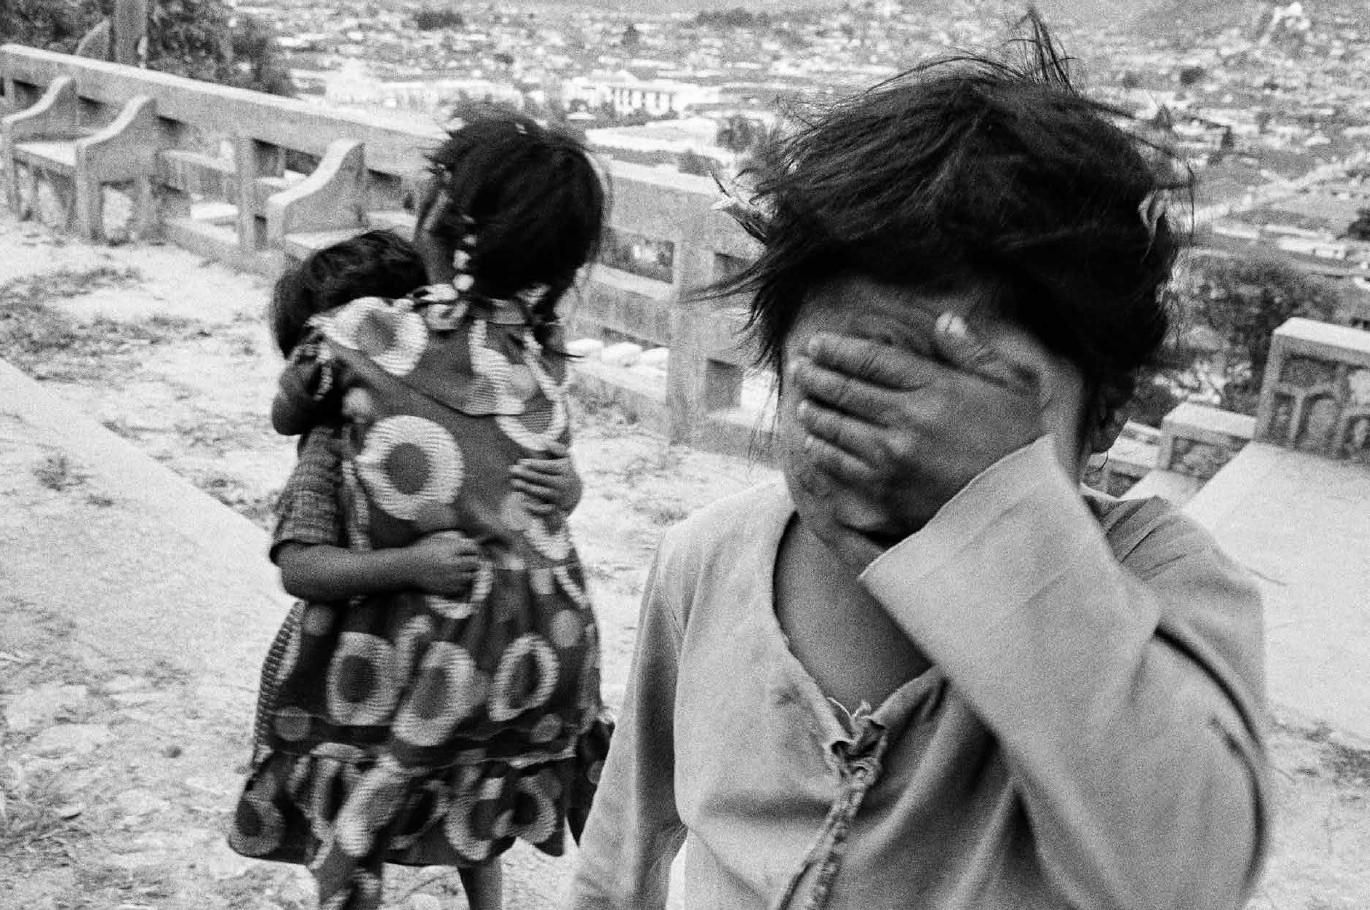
[{"left": 451, "top": 215, "right": 477, "bottom": 293}]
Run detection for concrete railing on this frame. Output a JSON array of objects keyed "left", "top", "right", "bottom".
[
  {"left": 1158, "top": 402, "right": 1256, "bottom": 480},
  {"left": 0, "top": 45, "right": 766, "bottom": 456},
  {"left": 1257, "top": 318, "right": 1370, "bottom": 462},
  {"left": 0, "top": 43, "right": 446, "bottom": 270}
]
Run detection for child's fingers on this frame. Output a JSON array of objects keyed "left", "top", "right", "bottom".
[
  {"left": 541, "top": 440, "right": 569, "bottom": 458},
  {"left": 522, "top": 497, "right": 557, "bottom": 516},
  {"left": 800, "top": 432, "right": 880, "bottom": 488},
  {"left": 426, "top": 530, "right": 480, "bottom": 561},
  {"left": 511, "top": 476, "right": 559, "bottom": 502},
  {"left": 805, "top": 333, "right": 927, "bottom": 390},
  {"left": 511, "top": 460, "right": 566, "bottom": 479},
  {"left": 796, "top": 398, "right": 885, "bottom": 466},
  {"left": 791, "top": 355, "right": 898, "bottom": 422},
  {"left": 931, "top": 312, "right": 1032, "bottom": 389}
]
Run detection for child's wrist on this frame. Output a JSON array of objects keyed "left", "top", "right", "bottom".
[{"left": 383, "top": 547, "right": 421, "bottom": 588}]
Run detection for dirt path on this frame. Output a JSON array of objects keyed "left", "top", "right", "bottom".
[{"left": 1, "top": 216, "right": 1367, "bottom": 908}]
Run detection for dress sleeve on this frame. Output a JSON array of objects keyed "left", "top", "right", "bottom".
[
  {"left": 568, "top": 551, "right": 687, "bottom": 910},
  {"left": 270, "top": 426, "right": 345, "bottom": 563},
  {"left": 272, "top": 331, "right": 341, "bottom": 436},
  {"left": 859, "top": 436, "right": 1269, "bottom": 910}
]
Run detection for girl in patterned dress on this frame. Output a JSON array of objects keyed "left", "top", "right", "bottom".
[{"left": 230, "top": 112, "right": 609, "bottom": 910}]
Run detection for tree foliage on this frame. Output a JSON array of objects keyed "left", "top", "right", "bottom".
[
  {"left": 715, "top": 114, "right": 766, "bottom": 157},
  {"left": 1, "top": 0, "right": 293, "bottom": 96},
  {"left": 414, "top": 6, "right": 464, "bottom": 31},
  {"left": 0, "top": 0, "right": 106, "bottom": 51},
  {"left": 695, "top": 8, "right": 772, "bottom": 29},
  {"left": 148, "top": 0, "right": 294, "bottom": 96},
  {"left": 1177, "top": 64, "right": 1206, "bottom": 87},
  {"left": 677, "top": 149, "right": 714, "bottom": 177},
  {"left": 1158, "top": 251, "right": 1342, "bottom": 414},
  {"left": 1347, "top": 207, "right": 1370, "bottom": 242}
]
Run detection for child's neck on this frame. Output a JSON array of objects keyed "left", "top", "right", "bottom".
[{"left": 773, "top": 516, "right": 933, "bottom": 713}]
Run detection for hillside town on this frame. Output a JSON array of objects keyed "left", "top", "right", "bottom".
[{"left": 238, "top": 0, "right": 1370, "bottom": 321}]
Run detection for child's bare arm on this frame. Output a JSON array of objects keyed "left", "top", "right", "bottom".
[
  {"left": 271, "top": 386, "right": 317, "bottom": 436},
  {"left": 509, "top": 441, "right": 583, "bottom": 515},
  {"left": 276, "top": 532, "right": 479, "bottom": 601},
  {"left": 272, "top": 338, "right": 338, "bottom": 436},
  {"left": 861, "top": 443, "right": 1268, "bottom": 910}
]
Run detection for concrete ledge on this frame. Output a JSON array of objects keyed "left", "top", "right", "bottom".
[
  {"left": 1163, "top": 401, "right": 1257, "bottom": 442},
  {"left": 1186, "top": 441, "right": 1370, "bottom": 740},
  {"left": 0, "top": 357, "right": 291, "bottom": 693},
  {"left": 1266, "top": 317, "right": 1370, "bottom": 365},
  {"left": 1122, "top": 467, "right": 1203, "bottom": 504},
  {"left": 569, "top": 358, "right": 671, "bottom": 436},
  {"left": 1256, "top": 317, "right": 1370, "bottom": 458},
  {"left": 1158, "top": 402, "right": 1255, "bottom": 480}
]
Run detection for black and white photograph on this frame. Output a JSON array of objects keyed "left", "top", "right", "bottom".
[{"left": 0, "top": 0, "right": 1367, "bottom": 907}]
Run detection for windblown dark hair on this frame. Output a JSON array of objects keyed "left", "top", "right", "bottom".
[
  {"left": 716, "top": 10, "right": 1192, "bottom": 415},
  {"left": 269, "top": 230, "right": 427, "bottom": 356},
  {"left": 416, "top": 104, "right": 606, "bottom": 320}
]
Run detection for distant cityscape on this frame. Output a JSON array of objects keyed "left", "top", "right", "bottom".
[{"left": 235, "top": 0, "right": 1370, "bottom": 318}]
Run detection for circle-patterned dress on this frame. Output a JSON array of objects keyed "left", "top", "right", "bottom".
[{"left": 229, "top": 291, "right": 609, "bottom": 910}]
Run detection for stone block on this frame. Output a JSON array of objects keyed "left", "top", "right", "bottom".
[
  {"left": 600, "top": 341, "right": 644, "bottom": 367},
  {"left": 637, "top": 347, "right": 670, "bottom": 370},
  {"left": 565, "top": 337, "right": 605, "bottom": 359},
  {"left": 1158, "top": 402, "right": 1255, "bottom": 479},
  {"left": 1256, "top": 317, "right": 1370, "bottom": 461}
]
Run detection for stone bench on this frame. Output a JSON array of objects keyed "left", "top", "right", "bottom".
[
  {"left": 2, "top": 76, "right": 159, "bottom": 240},
  {"left": 155, "top": 137, "right": 418, "bottom": 273}
]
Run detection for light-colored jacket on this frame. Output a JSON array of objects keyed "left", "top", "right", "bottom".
[{"left": 569, "top": 439, "right": 1269, "bottom": 910}]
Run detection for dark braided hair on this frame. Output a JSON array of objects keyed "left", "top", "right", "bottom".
[
  {"left": 269, "top": 229, "right": 427, "bottom": 357},
  {"left": 415, "top": 104, "right": 606, "bottom": 323},
  {"left": 717, "top": 10, "right": 1191, "bottom": 419}
]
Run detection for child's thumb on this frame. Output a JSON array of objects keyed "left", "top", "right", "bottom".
[{"left": 932, "top": 312, "right": 1020, "bottom": 387}]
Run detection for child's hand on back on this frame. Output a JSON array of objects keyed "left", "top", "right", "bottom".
[
  {"left": 509, "top": 441, "right": 582, "bottom": 515},
  {"left": 403, "top": 530, "right": 480, "bottom": 596}
]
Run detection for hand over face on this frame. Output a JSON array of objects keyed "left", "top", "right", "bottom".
[{"left": 783, "top": 289, "right": 1090, "bottom": 570}]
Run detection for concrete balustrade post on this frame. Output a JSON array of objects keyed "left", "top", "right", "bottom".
[
  {"left": 667, "top": 221, "right": 734, "bottom": 445},
  {"left": 234, "top": 136, "right": 284, "bottom": 252},
  {"left": 1256, "top": 318, "right": 1370, "bottom": 460},
  {"left": 111, "top": 0, "right": 150, "bottom": 69},
  {"left": 72, "top": 95, "right": 159, "bottom": 242}
]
